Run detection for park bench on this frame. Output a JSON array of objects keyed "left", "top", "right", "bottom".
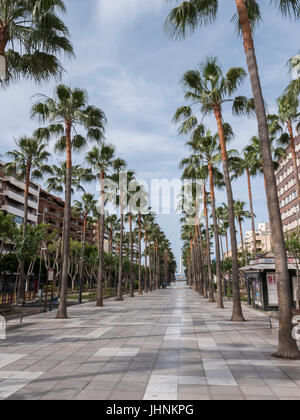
[{"left": 0, "top": 304, "right": 23, "bottom": 326}]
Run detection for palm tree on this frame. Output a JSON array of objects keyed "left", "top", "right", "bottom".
[
  {"left": 85, "top": 144, "right": 116, "bottom": 307},
  {"left": 179, "top": 164, "right": 206, "bottom": 296},
  {"left": 112, "top": 158, "right": 128, "bottom": 301},
  {"left": 0, "top": 0, "right": 73, "bottom": 85},
  {"left": 5, "top": 134, "right": 52, "bottom": 303},
  {"left": 141, "top": 212, "right": 154, "bottom": 293},
  {"left": 203, "top": 183, "right": 214, "bottom": 302},
  {"left": 165, "top": 0, "right": 300, "bottom": 360},
  {"left": 105, "top": 213, "right": 117, "bottom": 286},
  {"left": 73, "top": 193, "right": 97, "bottom": 304},
  {"left": 244, "top": 135, "right": 286, "bottom": 195},
  {"left": 32, "top": 85, "right": 106, "bottom": 319},
  {"left": 234, "top": 200, "right": 251, "bottom": 259},
  {"left": 46, "top": 162, "right": 92, "bottom": 195},
  {"left": 174, "top": 58, "right": 253, "bottom": 321},
  {"left": 216, "top": 204, "right": 230, "bottom": 258},
  {"left": 230, "top": 151, "right": 261, "bottom": 257},
  {"left": 182, "top": 125, "right": 227, "bottom": 308}
]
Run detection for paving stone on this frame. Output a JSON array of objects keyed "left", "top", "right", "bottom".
[{"left": 1, "top": 284, "right": 299, "bottom": 400}]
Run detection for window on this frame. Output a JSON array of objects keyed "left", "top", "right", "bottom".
[{"left": 14, "top": 216, "right": 23, "bottom": 225}]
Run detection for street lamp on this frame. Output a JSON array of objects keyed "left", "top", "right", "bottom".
[
  {"left": 37, "top": 212, "right": 45, "bottom": 297},
  {"left": 77, "top": 229, "right": 84, "bottom": 304}
]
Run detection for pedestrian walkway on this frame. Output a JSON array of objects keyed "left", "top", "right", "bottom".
[{"left": 0, "top": 283, "right": 300, "bottom": 400}]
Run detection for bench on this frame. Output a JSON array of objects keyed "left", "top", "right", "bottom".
[{"left": 0, "top": 304, "right": 23, "bottom": 325}]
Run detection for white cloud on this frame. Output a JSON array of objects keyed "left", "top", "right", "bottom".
[{"left": 98, "top": 0, "right": 163, "bottom": 25}]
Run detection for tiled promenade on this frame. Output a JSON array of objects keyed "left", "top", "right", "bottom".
[{"left": 1, "top": 283, "right": 300, "bottom": 400}]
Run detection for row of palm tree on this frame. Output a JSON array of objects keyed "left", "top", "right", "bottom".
[
  {"left": 3, "top": 111, "right": 176, "bottom": 316},
  {"left": 166, "top": 0, "right": 300, "bottom": 359}
]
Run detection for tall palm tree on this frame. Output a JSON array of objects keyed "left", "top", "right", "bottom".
[
  {"left": 179, "top": 164, "right": 206, "bottom": 296},
  {"left": 141, "top": 212, "right": 154, "bottom": 293},
  {"left": 230, "top": 151, "right": 261, "bottom": 257},
  {"left": 0, "top": 0, "right": 73, "bottom": 85},
  {"left": 73, "top": 193, "right": 97, "bottom": 304},
  {"left": 233, "top": 200, "right": 251, "bottom": 259},
  {"left": 85, "top": 144, "right": 116, "bottom": 307},
  {"left": 174, "top": 58, "right": 253, "bottom": 321},
  {"left": 182, "top": 124, "right": 227, "bottom": 308},
  {"left": 124, "top": 171, "right": 138, "bottom": 298},
  {"left": 112, "top": 158, "right": 128, "bottom": 301},
  {"left": 5, "top": 134, "right": 52, "bottom": 303},
  {"left": 165, "top": 0, "right": 300, "bottom": 359},
  {"left": 216, "top": 204, "right": 230, "bottom": 258},
  {"left": 105, "top": 213, "right": 118, "bottom": 286},
  {"left": 32, "top": 85, "right": 106, "bottom": 319}
]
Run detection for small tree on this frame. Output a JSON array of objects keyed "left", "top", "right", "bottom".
[
  {"left": 12, "top": 224, "right": 45, "bottom": 297},
  {"left": 68, "top": 239, "right": 82, "bottom": 292},
  {"left": 285, "top": 230, "right": 300, "bottom": 310},
  {"left": 0, "top": 212, "right": 15, "bottom": 265}
]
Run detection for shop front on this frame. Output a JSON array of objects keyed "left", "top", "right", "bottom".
[{"left": 241, "top": 258, "right": 297, "bottom": 311}]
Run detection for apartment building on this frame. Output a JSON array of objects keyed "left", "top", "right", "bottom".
[
  {"left": 275, "top": 136, "right": 300, "bottom": 233},
  {"left": 0, "top": 161, "right": 40, "bottom": 226},
  {"left": 239, "top": 222, "right": 272, "bottom": 256},
  {"left": 0, "top": 161, "right": 111, "bottom": 249},
  {"left": 38, "top": 188, "right": 95, "bottom": 244}
]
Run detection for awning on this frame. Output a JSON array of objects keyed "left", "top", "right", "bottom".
[{"left": 240, "top": 264, "right": 297, "bottom": 272}]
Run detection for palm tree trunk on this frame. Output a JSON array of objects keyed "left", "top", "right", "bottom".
[
  {"left": 154, "top": 243, "right": 156, "bottom": 290},
  {"left": 246, "top": 168, "right": 257, "bottom": 257},
  {"left": 203, "top": 186, "right": 215, "bottom": 302},
  {"left": 149, "top": 239, "right": 153, "bottom": 292},
  {"left": 97, "top": 171, "right": 105, "bottom": 307},
  {"left": 208, "top": 164, "right": 224, "bottom": 309},
  {"left": 214, "top": 105, "right": 244, "bottom": 321},
  {"left": 239, "top": 218, "right": 244, "bottom": 257},
  {"left": 195, "top": 239, "right": 202, "bottom": 294},
  {"left": 202, "top": 186, "right": 209, "bottom": 298},
  {"left": 116, "top": 210, "right": 124, "bottom": 301},
  {"left": 79, "top": 211, "right": 87, "bottom": 304},
  {"left": 17, "top": 163, "right": 31, "bottom": 304},
  {"left": 235, "top": 0, "right": 299, "bottom": 357},
  {"left": 129, "top": 213, "right": 135, "bottom": 298},
  {"left": 164, "top": 250, "right": 168, "bottom": 284},
  {"left": 191, "top": 240, "right": 196, "bottom": 291},
  {"left": 57, "top": 122, "right": 72, "bottom": 319},
  {"left": 144, "top": 230, "right": 148, "bottom": 293},
  {"left": 138, "top": 213, "right": 143, "bottom": 295},
  {"left": 195, "top": 220, "right": 205, "bottom": 295}
]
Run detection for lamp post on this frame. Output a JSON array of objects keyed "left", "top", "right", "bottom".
[
  {"left": 37, "top": 212, "right": 45, "bottom": 298},
  {"left": 77, "top": 229, "right": 84, "bottom": 304}
]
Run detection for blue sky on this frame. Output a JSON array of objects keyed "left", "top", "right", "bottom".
[{"left": 1, "top": 0, "right": 300, "bottom": 270}]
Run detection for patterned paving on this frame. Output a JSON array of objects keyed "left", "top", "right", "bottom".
[{"left": 0, "top": 284, "right": 300, "bottom": 400}]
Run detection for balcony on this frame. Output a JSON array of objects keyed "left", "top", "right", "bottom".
[
  {"left": 3, "top": 189, "right": 38, "bottom": 209},
  {"left": 1, "top": 205, "right": 37, "bottom": 223},
  {"left": 7, "top": 177, "right": 39, "bottom": 197}
]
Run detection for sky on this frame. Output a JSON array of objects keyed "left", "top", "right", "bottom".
[{"left": 1, "top": 0, "right": 300, "bottom": 271}]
